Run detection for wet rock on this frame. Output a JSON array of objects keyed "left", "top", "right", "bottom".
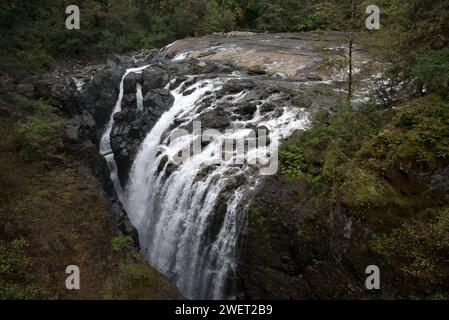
[
  {"left": 256, "top": 125, "right": 270, "bottom": 137},
  {"left": 110, "top": 201, "right": 139, "bottom": 245},
  {"left": 166, "top": 59, "right": 232, "bottom": 77},
  {"left": 196, "top": 164, "right": 219, "bottom": 181},
  {"left": 183, "top": 87, "right": 197, "bottom": 96},
  {"left": 121, "top": 94, "right": 137, "bottom": 110},
  {"left": 242, "top": 90, "right": 265, "bottom": 101},
  {"left": 16, "top": 83, "right": 35, "bottom": 98},
  {"left": 165, "top": 162, "right": 178, "bottom": 176},
  {"left": 206, "top": 174, "right": 246, "bottom": 243},
  {"left": 237, "top": 102, "right": 258, "bottom": 117},
  {"left": 272, "top": 107, "right": 285, "bottom": 118},
  {"left": 222, "top": 79, "right": 256, "bottom": 94},
  {"left": 64, "top": 111, "right": 96, "bottom": 143},
  {"left": 247, "top": 65, "right": 266, "bottom": 75},
  {"left": 142, "top": 66, "right": 170, "bottom": 93},
  {"left": 273, "top": 72, "right": 289, "bottom": 80},
  {"left": 110, "top": 89, "right": 174, "bottom": 186},
  {"left": 123, "top": 72, "right": 143, "bottom": 95},
  {"left": 260, "top": 102, "right": 277, "bottom": 113},
  {"left": 143, "top": 89, "right": 175, "bottom": 116},
  {"left": 291, "top": 93, "right": 313, "bottom": 109},
  {"left": 157, "top": 155, "right": 169, "bottom": 173},
  {"left": 106, "top": 55, "right": 135, "bottom": 69},
  {"left": 305, "top": 74, "right": 323, "bottom": 81},
  {"left": 83, "top": 65, "right": 128, "bottom": 132},
  {"left": 168, "top": 76, "right": 189, "bottom": 91},
  {"left": 256, "top": 125, "right": 270, "bottom": 146},
  {"left": 200, "top": 105, "right": 231, "bottom": 130},
  {"left": 27, "top": 75, "right": 80, "bottom": 114}
]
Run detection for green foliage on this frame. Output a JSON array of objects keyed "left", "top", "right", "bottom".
[
  {"left": 281, "top": 94, "right": 449, "bottom": 213},
  {"left": 387, "top": 95, "right": 449, "bottom": 170},
  {"left": 0, "top": 239, "right": 49, "bottom": 299},
  {"left": 0, "top": 89, "right": 180, "bottom": 299},
  {"left": 413, "top": 49, "right": 449, "bottom": 93},
  {"left": 14, "top": 101, "right": 62, "bottom": 163},
  {"left": 280, "top": 108, "right": 382, "bottom": 183},
  {"left": 315, "top": 0, "right": 368, "bottom": 31},
  {"left": 111, "top": 236, "right": 133, "bottom": 253},
  {"left": 202, "top": 1, "right": 236, "bottom": 33},
  {"left": 370, "top": 207, "right": 449, "bottom": 296},
  {"left": 341, "top": 168, "right": 388, "bottom": 209},
  {"left": 253, "top": 0, "right": 319, "bottom": 32},
  {"left": 105, "top": 248, "right": 179, "bottom": 299},
  {"left": 36, "top": 189, "right": 55, "bottom": 200},
  {"left": 2, "top": 0, "right": 349, "bottom": 76},
  {"left": 364, "top": 0, "right": 449, "bottom": 96}
]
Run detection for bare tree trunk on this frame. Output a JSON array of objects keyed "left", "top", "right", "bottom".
[
  {"left": 348, "top": 35, "right": 353, "bottom": 106},
  {"left": 347, "top": 0, "right": 355, "bottom": 107}
]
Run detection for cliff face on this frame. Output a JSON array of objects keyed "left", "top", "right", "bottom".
[
  {"left": 0, "top": 53, "right": 180, "bottom": 299},
  {"left": 237, "top": 95, "right": 449, "bottom": 299}
]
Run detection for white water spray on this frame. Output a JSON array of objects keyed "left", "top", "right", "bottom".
[{"left": 101, "top": 66, "right": 309, "bottom": 300}]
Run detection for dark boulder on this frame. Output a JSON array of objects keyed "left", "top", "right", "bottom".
[
  {"left": 260, "top": 102, "right": 277, "bottom": 113},
  {"left": 305, "top": 74, "right": 323, "bottom": 82},
  {"left": 247, "top": 65, "right": 266, "bottom": 75},
  {"left": 106, "top": 55, "right": 135, "bottom": 69},
  {"left": 142, "top": 66, "right": 170, "bottom": 93},
  {"left": 200, "top": 105, "right": 231, "bottom": 130},
  {"left": 239, "top": 102, "right": 258, "bottom": 116},
  {"left": 222, "top": 79, "right": 256, "bottom": 94},
  {"left": 123, "top": 72, "right": 143, "bottom": 95},
  {"left": 82, "top": 66, "right": 127, "bottom": 135},
  {"left": 110, "top": 89, "right": 174, "bottom": 186},
  {"left": 64, "top": 111, "right": 96, "bottom": 144},
  {"left": 27, "top": 76, "right": 80, "bottom": 115},
  {"left": 166, "top": 59, "right": 233, "bottom": 77},
  {"left": 143, "top": 89, "right": 175, "bottom": 116},
  {"left": 291, "top": 93, "right": 313, "bottom": 109}
]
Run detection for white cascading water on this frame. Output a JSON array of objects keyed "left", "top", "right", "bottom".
[
  {"left": 100, "top": 65, "right": 149, "bottom": 200},
  {"left": 101, "top": 64, "right": 309, "bottom": 299}
]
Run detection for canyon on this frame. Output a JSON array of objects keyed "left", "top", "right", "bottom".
[{"left": 7, "top": 31, "right": 448, "bottom": 300}]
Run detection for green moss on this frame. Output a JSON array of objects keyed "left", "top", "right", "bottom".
[
  {"left": 1, "top": 92, "right": 180, "bottom": 300},
  {"left": 13, "top": 101, "right": 62, "bottom": 163},
  {"left": 341, "top": 168, "right": 389, "bottom": 209},
  {"left": 36, "top": 189, "right": 54, "bottom": 200},
  {"left": 274, "top": 93, "right": 449, "bottom": 298},
  {"left": 111, "top": 236, "right": 134, "bottom": 253},
  {"left": 104, "top": 251, "right": 180, "bottom": 300},
  {"left": 249, "top": 207, "right": 271, "bottom": 244},
  {"left": 0, "top": 239, "right": 49, "bottom": 299},
  {"left": 280, "top": 107, "right": 383, "bottom": 181},
  {"left": 369, "top": 206, "right": 449, "bottom": 296}
]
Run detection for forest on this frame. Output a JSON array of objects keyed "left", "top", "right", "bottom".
[{"left": 1, "top": 0, "right": 445, "bottom": 78}]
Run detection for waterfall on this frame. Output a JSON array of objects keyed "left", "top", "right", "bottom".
[
  {"left": 100, "top": 65, "right": 149, "bottom": 200},
  {"left": 125, "top": 78, "right": 232, "bottom": 299},
  {"left": 101, "top": 64, "right": 309, "bottom": 300}
]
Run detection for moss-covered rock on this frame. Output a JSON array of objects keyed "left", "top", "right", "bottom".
[
  {"left": 0, "top": 89, "right": 180, "bottom": 299},
  {"left": 239, "top": 94, "right": 449, "bottom": 299}
]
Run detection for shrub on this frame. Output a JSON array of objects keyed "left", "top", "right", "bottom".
[
  {"left": 111, "top": 236, "right": 134, "bottom": 253},
  {"left": 14, "top": 101, "right": 61, "bottom": 163},
  {"left": 0, "top": 239, "right": 49, "bottom": 299},
  {"left": 369, "top": 207, "right": 449, "bottom": 296},
  {"left": 413, "top": 49, "right": 449, "bottom": 93}
]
